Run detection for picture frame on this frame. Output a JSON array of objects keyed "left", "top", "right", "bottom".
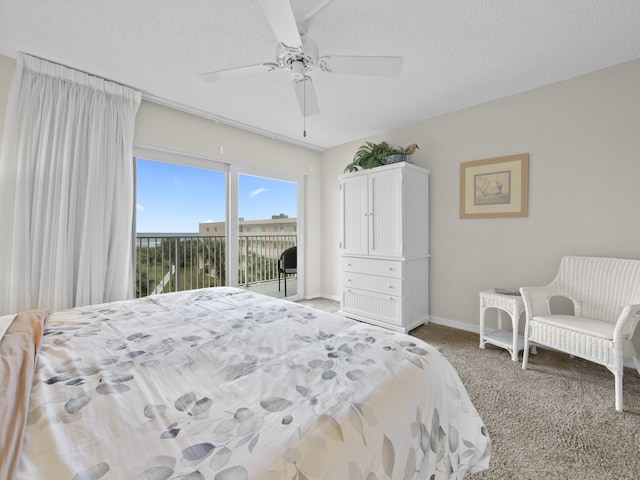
[{"left": 459, "top": 153, "right": 529, "bottom": 219}]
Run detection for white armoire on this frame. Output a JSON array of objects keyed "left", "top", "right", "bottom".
[{"left": 338, "top": 162, "right": 430, "bottom": 333}]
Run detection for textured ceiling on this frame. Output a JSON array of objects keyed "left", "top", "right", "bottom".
[{"left": 1, "top": 0, "right": 640, "bottom": 150}]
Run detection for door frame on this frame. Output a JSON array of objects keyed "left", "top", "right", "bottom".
[{"left": 229, "top": 163, "right": 305, "bottom": 300}]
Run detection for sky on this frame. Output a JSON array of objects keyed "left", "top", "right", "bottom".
[{"left": 136, "top": 159, "right": 298, "bottom": 233}]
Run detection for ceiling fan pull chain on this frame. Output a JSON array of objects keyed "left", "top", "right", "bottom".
[{"left": 303, "top": 78, "right": 307, "bottom": 137}]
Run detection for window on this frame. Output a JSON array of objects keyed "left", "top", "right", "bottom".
[
  {"left": 135, "top": 158, "right": 227, "bottom": 297},
  {"left": 134, "top": 145, "right": 305, "bottom": 300}
]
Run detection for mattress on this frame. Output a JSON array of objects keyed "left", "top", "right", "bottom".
[{"left": 2, "top": 287, "right": 490, "bottom": 479}]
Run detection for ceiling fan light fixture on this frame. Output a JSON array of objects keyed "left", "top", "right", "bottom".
[
  {"left": 290, "top": 60, "right": 305, "bottom": 80},
  {"left": 276, "top": 36, "right": 318, "bottom": 69}
]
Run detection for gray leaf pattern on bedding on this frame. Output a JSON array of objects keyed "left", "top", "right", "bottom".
[{"left": 19, "top": 287, "right": 489, "bottom": 479}]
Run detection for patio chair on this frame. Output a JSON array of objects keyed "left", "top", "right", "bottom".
[{"left": 278, "top": 246, "right": 297, "bottom": 297}]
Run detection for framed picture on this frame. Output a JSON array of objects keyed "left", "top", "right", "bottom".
[{"left": 459, "top": 153, "right": 529, "bottom": 219}]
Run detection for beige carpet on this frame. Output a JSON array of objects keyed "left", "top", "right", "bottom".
[
  {"left": 297, "top": 297, "right": 341, "bottom": 313},
  {"left": 298, "top": 298, "right": 640, "bottom": 480}
]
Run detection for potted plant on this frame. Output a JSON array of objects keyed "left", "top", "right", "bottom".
[{"left": 344, "top": 142, "right": 419, "bottom": 173}]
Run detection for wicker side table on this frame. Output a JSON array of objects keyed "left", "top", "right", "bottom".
[{"left": 479, "top": 289, "right": 535, "bottom": 361}]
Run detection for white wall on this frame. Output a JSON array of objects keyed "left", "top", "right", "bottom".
[{"left": 320, "top": 58, "right": 640, "bottom": 331}]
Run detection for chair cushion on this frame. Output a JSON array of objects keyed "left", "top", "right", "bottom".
[{"left": 532, "top": 314, "right": 615, "bottom": 340}]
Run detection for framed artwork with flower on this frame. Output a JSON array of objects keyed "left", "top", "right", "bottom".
[{"left": 459, "top": 153, "right": 529, "bottom": 218}]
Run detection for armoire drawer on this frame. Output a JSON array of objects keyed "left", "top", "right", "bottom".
[
  {"left": 341, "top": 287, "right": 403, "bottom": 327},
  {"left": 341, "top": 257, "right": 402, "bottom": 278},
  {"left": 341, "top": 271, "right": 403, "bottom": 296}
]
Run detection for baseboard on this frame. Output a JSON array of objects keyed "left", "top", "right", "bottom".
[
  {"left": 303, "top": 292, "right": 340, "bottom": 302},
  {"left": 429, "top": 315, "right": 480, "bottom": 335}
]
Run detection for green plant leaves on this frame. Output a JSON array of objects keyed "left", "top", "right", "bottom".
[{"left": 344, "top": 141, "right": 414, "bottom": 172}]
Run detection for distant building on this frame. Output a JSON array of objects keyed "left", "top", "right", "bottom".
[
  {"left": 199, "top": 217, "right": 298, "bottom": 283},
  {"left": 199, "top": 215, "right": 297, "bottom": 236},
  {"left": 199, "top": 221, "right": 225, "bottom": 236},
  {"left": 199, "top": 216, "right": 297, "bottom": 262}
]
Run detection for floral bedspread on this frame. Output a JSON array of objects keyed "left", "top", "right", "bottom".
[{"left": 16, "top": 287, "right": 490, "bottom": 479}]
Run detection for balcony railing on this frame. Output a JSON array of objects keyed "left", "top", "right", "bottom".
[{"left": 135, "top": 234, "right": 296, "bottom": 298}]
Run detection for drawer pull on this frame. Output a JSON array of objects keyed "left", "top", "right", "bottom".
[{"left": 387, "top": 285, "right": 393, "bottom": 289}]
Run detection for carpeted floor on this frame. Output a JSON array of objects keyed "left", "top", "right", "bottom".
[
  {"left": 297, "top": 297, "right": 341, "bottom": 313},
  {"left": 298, "top": 298, "right": 640, "bottom": 480}
]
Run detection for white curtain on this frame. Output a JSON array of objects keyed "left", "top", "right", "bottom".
[{"left": 0, "top": 53, "right": 141, "bottom": 315}]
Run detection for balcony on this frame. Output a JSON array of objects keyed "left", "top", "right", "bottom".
[{"left": 135, "top": 234, "right": 297, "bottom": 299}]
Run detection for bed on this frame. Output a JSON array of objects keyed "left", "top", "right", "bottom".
[{"left": 2, "top": 287, "right": 490, "bottom": 480}]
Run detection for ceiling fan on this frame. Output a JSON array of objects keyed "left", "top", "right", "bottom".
[{"left": 200, "top": 0, "right": 403, "bottom": 122}]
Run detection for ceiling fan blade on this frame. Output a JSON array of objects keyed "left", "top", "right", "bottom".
[
  {"left": 257, "top": 0, "right": 303, "bottom": 49},
  {"left": 303, "top": 0, "right": 336, "bottom": 21},
  {"left": 293, "top": 77, "right": 320, "bottom": 117},
  {"left": 322, "top": 56, "right": 403, "bottom": 76},
  {"left": 199, "top": 63, "right": 275, "bottom": 82}
]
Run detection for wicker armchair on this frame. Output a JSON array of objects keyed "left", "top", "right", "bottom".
[{"left": 521, "top": 256, "right": 640, "bottom": 412}]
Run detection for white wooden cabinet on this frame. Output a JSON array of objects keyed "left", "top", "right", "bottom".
[{"left": 338, "top": 162, "right": 430, "bottom": 333}]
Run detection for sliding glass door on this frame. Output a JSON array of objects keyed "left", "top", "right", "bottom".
[
  {"left": 134, "top": 146, "right": 305, "bottom": 300},
  {"left": 236, "top": 173, "right": 298, "bottom": 298},
  {"left": 228, "top": 165, "right": 304, "bottom": 301}
]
